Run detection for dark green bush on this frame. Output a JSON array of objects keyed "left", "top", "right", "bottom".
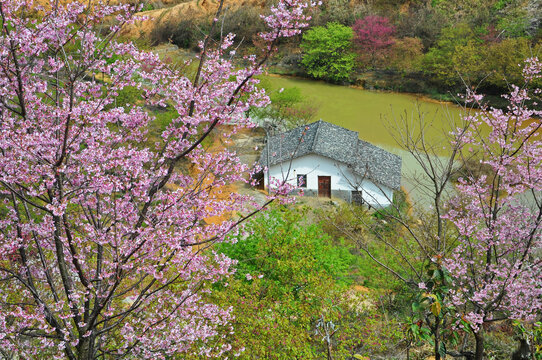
[
  {"left": 311, "top": 0, "right": 366, "bottom": 27},
  {"left": 214, "top": 7, "right": 267, "bottom": 46},
  {"left": 149, "top": 18, "right": 201, "bottom": 49}
]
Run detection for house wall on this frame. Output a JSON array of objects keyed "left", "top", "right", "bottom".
[{"left": 263, "top": 154, "right": 394, "bottom": 207}]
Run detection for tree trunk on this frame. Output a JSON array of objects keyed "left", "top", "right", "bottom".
[
  {"left": 78, "top": 337, "right": 92, "bottom": 360},
  {"left": 434, "top": 332, "right": 441, "bottom": 360},
  {"left": 474, "top": 331, "right": 484, "bottom": 360},
  {"left": 326, "top": 340, "right": 333, "bottom": 360},
  {"left": 433, "top": 321, "right": 441, "bottom": 360}
]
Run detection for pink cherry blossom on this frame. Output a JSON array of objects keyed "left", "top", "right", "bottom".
[
  {"left": 444, "top": 58, "right": 542, "bottom": 339},
  {"left": 0, "top": 0, "right": 317, "bottom": 358}
]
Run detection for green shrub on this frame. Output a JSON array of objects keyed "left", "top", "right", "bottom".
[
  {"left": 311, "top": 0, "right": 365, "bottom": 27},
  {"left": 218, "top": 206, "right": 354, "bottom": 288},
  {"left": 213, "top": 7, "right": 267, "bottom": 46},
  {"left": 149, "top": 17, "right": 201, "bottom": 49},
  {"left": 421, "top": 23, "right": 477, "bottom": 86},
  {"left": 199, "top": 206, "right": 360, "bottom": 359},
  {"left": 300, "top": 22, "right": 356, "bottom": 83}
]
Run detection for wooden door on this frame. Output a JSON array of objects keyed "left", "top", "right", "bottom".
[{"left": 318, "top": 176, "right": 331, "bottom": 198}]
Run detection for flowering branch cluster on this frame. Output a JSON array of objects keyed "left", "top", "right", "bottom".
[
  {"left": 443, "top": 58, "right": 542, "bottom": 335},
  {"left": 0, "top": 0, "right": 315, "bottom": 358},
  {"left": 259, "top": 0, "right": 320, "bottom": 45}
]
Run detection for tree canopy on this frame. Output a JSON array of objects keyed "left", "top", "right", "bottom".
[{"left": 301, "top": 22, "right": 356, "bottom": 82}]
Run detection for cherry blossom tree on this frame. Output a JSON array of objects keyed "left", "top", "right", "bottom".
[
  {"left": 321, "top": 58, "right": 542, "bottom": 359},
  {"left": 444, "top": 57, "right": 542, "bottom": 359},
  {"left": 0, "top": 0, "right": 316, "bottom": 358},
  {"left": 352, "top": 15, "right": 395, "bottom": 67}
]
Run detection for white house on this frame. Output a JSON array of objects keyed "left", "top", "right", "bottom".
[{"left": 258, "top": 120, "right": 402, "bottom": 207}]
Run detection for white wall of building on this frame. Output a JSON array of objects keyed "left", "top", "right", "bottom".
[{"left": 263, "top": 154, "right": 394, "bottom": 207}]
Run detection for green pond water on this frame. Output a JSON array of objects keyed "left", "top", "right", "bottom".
[{"left": 263, "top": 75, "right": 467, "bottom": 150}]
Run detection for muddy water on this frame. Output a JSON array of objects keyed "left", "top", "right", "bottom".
[{"left": 263, "top": 75, "right": 467, "bottom": 150}]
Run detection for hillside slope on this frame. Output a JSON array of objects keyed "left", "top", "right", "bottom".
[{"left": 121, "top": 0, "right": 265, "bottom": 39}]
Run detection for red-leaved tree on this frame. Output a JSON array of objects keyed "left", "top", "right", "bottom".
[
  {"left": 0, "top": 0, "right": 316, "bottom": 358},
  {"left": 443, "top": 58, "right": 542, "bottom": 359},
  {"left": 352, "top": 15, "right": 395, "bottom": 67}
]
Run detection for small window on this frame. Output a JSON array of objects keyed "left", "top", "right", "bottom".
[
  {"left": 352, "top": 190, "right": 364, "bottom": 205},
  {"left": 253, "top": 171, "right": 265, "bottom": 190},
  {"left": 297, "top": 174, "right": 307, "bottom": 188}
]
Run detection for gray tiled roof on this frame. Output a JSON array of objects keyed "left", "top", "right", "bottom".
[{"left": 259, "top": 120, "right": 402, "bottom": 190}]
